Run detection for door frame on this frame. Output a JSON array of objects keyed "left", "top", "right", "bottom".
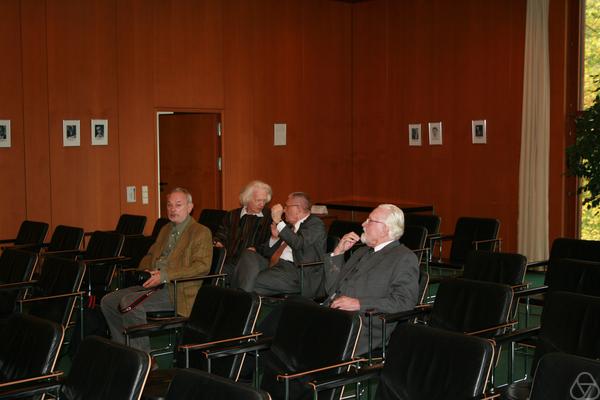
[{"left": 155, "top": 108, "right": 223, "bottom": 217}]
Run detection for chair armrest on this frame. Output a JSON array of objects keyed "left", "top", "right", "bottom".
[
  {"left": 18, "top": 291, "right": 85, "bottom": 304},
  {"left": 171, "top": 273, "right": 226, "bottom": 284},
  {"left": 380, "top": 304, "right": 432, "bottom": 324},
  {"left": 43, "top": 249, "right": 84, "bottom": 257},
  {"left": 298, "top": 261, "right": 325, "bottom": 269},
  {"left": 492, "top": 326, "right": 541, "bottom": 346},
  {"left": 465, "top": 321, "right": 517, "bottom": 337},
  {"left": 180, "top": 332, "right": 263, "bottom": 353},
  {"left": 308, "top": 363, "right": 383, "bottom": 393},
  {"left": 0, "top": 281, "right": 38, "bottom": 291},
  {"left": 277, "top": 358, "right": 368, "bottom": 381},
  {"left": 526, "top": 259, "right": 549, "bottom": 269},
  {"left": 513, "top": 285, "right": 548, "bottom": 298},
  {"left": 82, "top": 256, "right": 128, "bottom": 265},
  {"left": 202, "top": 336, "right": 273, "bottom": 360},
  {"left": 124, "top": 316, "right": 188, "bottom": 337},
  {"left": 473, "top": 238, "right": 502, "bottom": 247},
  {"left": 0, "top": 371, "right": 64, "bottom": 399}
]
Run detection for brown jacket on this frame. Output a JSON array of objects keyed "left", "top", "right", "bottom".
[{"left": 139, "top": 219, "right": 212, "bottom": 316}]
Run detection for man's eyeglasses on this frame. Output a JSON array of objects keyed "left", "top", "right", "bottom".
[
  {"left": 284, "top": 203, "right": 301, "bottom": 209},
  {"left": 365, "top": 218, "right": 386, "bottom": 225}
]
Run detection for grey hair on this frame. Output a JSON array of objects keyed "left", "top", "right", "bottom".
[
  {"left": 170, "top": 187, "right": 193, "bottom": 204},
  {"left": 289, "top": 192, "right": 312, "bottom": 212},
  {"left": 239, "top": 180, "right": 273, "bottom": 206},
  {"left": 379, "top": 204, "right": 405, "bottom": 240}
]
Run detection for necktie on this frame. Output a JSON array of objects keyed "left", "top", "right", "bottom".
[{"left": 269, "top": 241, "right": 287, "bottom": 267}]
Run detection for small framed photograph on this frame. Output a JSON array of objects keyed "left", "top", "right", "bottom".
[
  {"left": 91, "top": 119, "right": 108, "bottom": 146},
  {"left": 472, "top": 120, "right": 486, "bottom": 144},
  {"left": 0, "top": 120, "right": 11, "bottom": 148},
  {"left": 63, "top": 120, "right": 80, "bottom": 147},
  {"left": 428, "top": 122, "right": 443, "bottom": 145},
  {"left": 408, "top": 124, "right": 422, "bottom": 146}
]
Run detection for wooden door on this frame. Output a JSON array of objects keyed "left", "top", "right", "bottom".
[{"left": 158, "top": 113, "right": 222, "bottom": 219}]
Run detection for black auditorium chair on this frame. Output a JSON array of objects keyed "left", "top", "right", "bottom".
[
  {"left": 127, "top": 286, "right": 261, "bottom": 400},
  {"left": 404, "top": 213, "right": 441, "bottom": 255},
  {"left": 463, "top": 250, "right": 527, "bottom": 288},
  {"left": 497, "top": 291, "right": 600, "bottom": 399},
  {"left": 203, "top": 299, "right": 362, "bottom": 400},
  {"left": 0, "top": 220, "right": 49, "bottom": 248},
  {"left": 527, "top": 237, "right": 600, "bottom": 271},
  {"left": 115, "top": 214, "right": 148, "bottom": 236},
  {"left": 311, "top": 324, "right": 495, "bottom": 400},
  {"left": 5, "top": 225, "right": 84, "bottom": 255},
  {"left": 198, "top": 208, "right": 227, "bottom": 236},
  {"left": 429, "top": 216, "right": 501, "bottom": 274},
  {"left": 399, "top": 225, "right": 428, "bottom": 263},
  {"left": 9, "top": 256, "right": 86, "bottom": 330},
  {"left": 0, "top": 314, "right": 64, "bottom": 396},
  {"left": 0, "top": 336, "right": 151, "bottom": 400},
  {"left": 0, "top": 249, "right": 38, "bottom": 320},
  {"left": 164, "top": 369, "right": 271, "bottom": 400},
  {"left": 375, "top": 279, "right": 514, "bottom": 359},
  {"left": 528, "top": 353, "right": 600, "bottom": 400}
]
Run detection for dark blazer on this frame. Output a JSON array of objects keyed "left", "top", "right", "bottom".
[
  {"left": 323, "top": 240, "right": 419, "bottom": 355},
  {"left": 214, "top": 207, "right": 272, "bottom": 264},
  {"left": 260, "top": 214, "right": 327, "bottom": 296}
]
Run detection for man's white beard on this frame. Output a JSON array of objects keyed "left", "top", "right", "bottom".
[{"left": 360, "top": 233, "right": 367, "bottom": 244}]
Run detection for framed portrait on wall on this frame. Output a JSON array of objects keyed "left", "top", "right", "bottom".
[
  {"left": 472, "top": 120, "right": 487, "bottom": 144},
  {"left": 63, "top": 120, "right": 80, "bottom": 147},
  {"left": 428, "top": 122, "right": 443, "bottom": 145},
  {"left": 0, "top": 120, "right": 11, "bottom": 148},
  {"left": 91, "top": 119, "right": 108, "bottom": 146},
  {"left": 408, "top": 124, "right": 422, "bottom": 146}
]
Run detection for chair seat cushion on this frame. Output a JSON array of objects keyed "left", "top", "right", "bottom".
[{"left": 142, "top": 368, "right": 177, "bottom": 400}]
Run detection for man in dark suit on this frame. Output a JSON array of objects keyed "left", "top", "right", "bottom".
[
  {"left": 236, "top": 192, "right": 326, "bottom": 297},
  {"left": 323, "top": 204, "right": 419, "bottom": 355}
]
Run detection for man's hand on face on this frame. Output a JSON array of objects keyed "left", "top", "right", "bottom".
[
  {"left": 271, "top": 204, "right": 284, "bottom": 224},
  {"left": 333, "top": 232, "right": 360, "bottom": 256}
]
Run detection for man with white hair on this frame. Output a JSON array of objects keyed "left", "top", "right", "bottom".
[
  {"left": 323, "top": 204, "right": 419, "bottom": 355},
  {"left": 214, "top": 180, "right": 273, "bottom": 288}
]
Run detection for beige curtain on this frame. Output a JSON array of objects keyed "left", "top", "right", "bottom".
[{"left": 518, "top": 0, "right": 550, "bottom": 261}]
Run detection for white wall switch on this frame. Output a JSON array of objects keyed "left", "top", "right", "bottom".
[
  {"left": 126, "top": 186, "right": 136, "bottom": 203},
  {"left": 274, "top": 123, "right": 286, "bottom": 146},
  {"left": 141, "top": 185, "right": 149, "bottom": 205}
]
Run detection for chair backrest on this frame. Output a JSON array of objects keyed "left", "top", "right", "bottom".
[
  {"left": 28, "top": 257, "right": 86, "bottom": 327},
  {"left": 83, "top": 231, "right": 124, "bottom": 295},
  {"left": 377, "top": 324, "right": 494, "bottom": 400},
  {"left": 15, "top": 220, "right": 49, "bottom": 245},
  {"left": 151, "top": 217, "right": 170, "bottom": 238},
  {"left": 449, "top": 217, "right": 500, "bottom": 264},
  {"left": 0, "top": 249, "right": 38, "bottom": 317},
  {"left": 47, "top": 225, "right": 84, "bottom": 252},
  {"left": 417, "top": 270, "right": 430, "bottom": 304},
  {"left": 165, "top": 369, "right": 270, "bottom": 400},
  {"left": 430, "top": 279, "right": 513, "bottom": 337},
  {"left": 62, "top": 336, "right": 150, "bottom": 400},
  {"left": 463, "top": 250, "right": 527, "bottom": 286},
  {"left": 544, "top": 258, "right": 600, "bottom": 296},
  {"left": 120, "top": 235, "right": 156, "bottom": 268},
  {"left": 404, "top": 213, "right": 441, "bottom": 236},
  {"left": 115, "top": 214, "right": 147, "bottom": 236},
  {"left": 198, "top": 209, "right": 227, "bottom": 236},
  {"left": 204, "top": 246, "right": 227, "bottom": 286},
  {"left": 262, "top": 300, "right": 361, "bottom": 400},
  {"left": 399, "top": 225, "right": 427, "bottom": 263},
  {"left": 177, "top": 285, "right": 261, "bottom": 380},
  {"left": 549, "top": 237, "right": 600, "bottom": 262},
  {"left": 0, "top": 314, "right": 63, "bottom": 383},
  {"left": 533, "top": 291, "right": 600, "bottom": 369},
  {"left": 529, "top": 353, "right": 600, "bottom": 400}
]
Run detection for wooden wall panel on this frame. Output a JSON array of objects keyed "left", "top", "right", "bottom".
[
  {"left": 153, "top": 0, "right": 224, "bottom": 109},
  {"left": 352, "top": 0, "right": 526, "bottom": 252},
  {"left": 116, "top": 0, "right": 157, "bottom": 234},
  {"left": 46, "top": 0, "right": 120, "bottom": 231},
  {"left": 21, "top": 0, "right": 52, "bottom": 227},
  {"left": 222, "top": 0, "right": 353, "bottom": 207},
  {"left": 0, "top": 1, "right": 27, "bottom": 238}
]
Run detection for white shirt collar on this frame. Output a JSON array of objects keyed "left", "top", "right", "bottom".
[
  {"left": 241, "top": 207, "right": 264, "bottom": 218},
  {"left": 373, "top": 239, "right": 394, "bottom": 252},
  {"left": 293, "top": 214, "right": 310, "bottom": 231}
]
